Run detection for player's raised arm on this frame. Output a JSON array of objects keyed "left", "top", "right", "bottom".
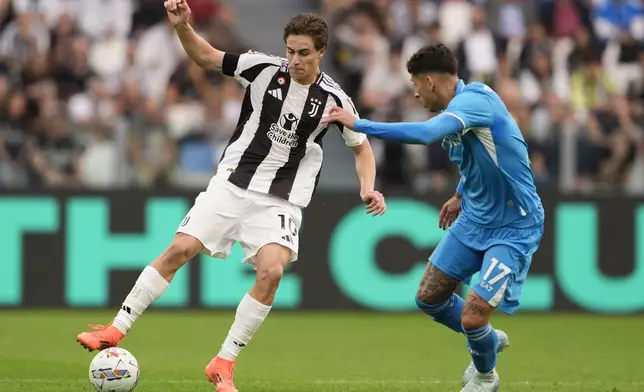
[{"left": 165, "top": 0, "right": 224, "bottom": 71}]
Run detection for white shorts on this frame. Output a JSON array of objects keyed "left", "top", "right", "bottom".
[{"left": 176, "top": 178, "right": 302, "bottom": 265}]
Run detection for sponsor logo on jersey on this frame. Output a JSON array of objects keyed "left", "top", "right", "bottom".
[
  {"left": 442, "top": 133, "right": 462, "bottom": 148},
  {"left": 268, "top": 113, "right": 300, "bottom": 147}
]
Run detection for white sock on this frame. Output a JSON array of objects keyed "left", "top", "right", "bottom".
[
  {"left": 113, "top": 266, "right": 169, "bottom": 334},
  {"left": 218, "top": 293, "right": 272, "bottom": 360}
]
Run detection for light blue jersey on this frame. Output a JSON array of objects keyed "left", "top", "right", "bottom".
[
  {"left": 353, "top": 80, "right": 545, "bottom": 314},
  {"left": 445, "top": 80, "right": 544, "bottom": 229}
]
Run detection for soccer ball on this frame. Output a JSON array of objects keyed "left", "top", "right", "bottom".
[{"left": 89, "top": 347, "right": 140, "bottom": 392}]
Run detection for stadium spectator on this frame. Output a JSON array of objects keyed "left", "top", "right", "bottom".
[
  {"left": 594, "top": 0, "right": 644, "bottom": 96},
  {"left": 570, "top": 50, "right": 640, "bottom": 186},
  {"left": 455, "top": 7, "right": 499, "bottom": 84},
  {"left": 0, "top": 0, "right": 641, "bottom": 194}
]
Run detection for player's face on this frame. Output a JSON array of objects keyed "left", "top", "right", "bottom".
[
  {"left": 411, "top": 74, "right": 443, "bottom": 112},
  {"left": 286, "top": 35, "right": 324, "bottom": 84}
]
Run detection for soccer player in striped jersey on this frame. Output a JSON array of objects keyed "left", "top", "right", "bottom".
[
  {"left": 75, "top": 2, "right": 386, "bottom": 391},
  {"left": 324, "top": 44, "right": 545, "bottom": 392}
]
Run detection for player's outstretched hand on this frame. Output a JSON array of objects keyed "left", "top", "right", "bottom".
[
  {"left": 164, "top": 0, "right": 191, "bottom": 26},
  {"left": 322, "top": 106, "right": 358, "bottom": 130},
  {"left": 361, "top": 190, "right": 386, "bottom": 216},
  {"left": 439, "top": 195, "right": 461, "bottom": 230}
]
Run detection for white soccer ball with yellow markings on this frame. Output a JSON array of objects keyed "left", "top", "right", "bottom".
[{"left": 89, "top": 347, "right": 140, "bottom": 392}]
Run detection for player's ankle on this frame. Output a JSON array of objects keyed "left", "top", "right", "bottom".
[
  {"left": 112, "top": 319, "right": 128, "bottom": 335},
  {"left": 217, "top": 350, "right": 237, "bottom": 361}
]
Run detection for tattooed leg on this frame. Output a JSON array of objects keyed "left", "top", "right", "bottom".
[
  {"left": 462, "top": 290, "right": 499, "bottom": 374},
  {"left": 416, "top": 261, "right": 460, "bottom": 304},
  {"left": 462, "top": 291, "right": 495, "bottom": 329},
  {"left": 415, "top": 262, "right": 465, "bottom": 333}
]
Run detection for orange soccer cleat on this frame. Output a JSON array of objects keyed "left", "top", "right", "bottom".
[
  {"left": 76, "top": 323, "right": 125, "bottom": 352},
  {"left": 205, "top": 356, "right": 238, "bottom": 392}
]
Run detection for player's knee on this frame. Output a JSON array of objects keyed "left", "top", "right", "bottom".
[
  {"left": 160, "top": 237, "right": 201, "bottom": 271},
  {"left": 415, "top": 286, "right": 444, "bottom": 305},
  {"left": 461, "top": 311, "right": 490, "bottom": 331},
  {"left": 256, "top": 263, "right": 284, "bottom": 286}
]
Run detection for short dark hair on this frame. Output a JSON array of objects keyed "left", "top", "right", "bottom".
[
  {"left": 283, "top": 13, "right": 329, "bottom": 51},
  {"left": 406, "top": 44, "right": 458, "bottom": 76}
]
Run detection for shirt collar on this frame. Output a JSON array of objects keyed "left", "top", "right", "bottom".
[{"left": 455, "top": 79, "right": 465, "bottom": 95}]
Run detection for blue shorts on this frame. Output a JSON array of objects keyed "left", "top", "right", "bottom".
[{"left": 429, "top": 215, "right": 544, "bottom": 314}]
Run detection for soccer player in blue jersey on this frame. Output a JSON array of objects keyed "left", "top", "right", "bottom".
[{"left": 323, "top": 44, "right": 544, "bottom": 392}]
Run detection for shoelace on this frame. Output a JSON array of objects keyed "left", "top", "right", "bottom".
[{"left": 87, "top": 322, "right": 113, "bottom": 331}]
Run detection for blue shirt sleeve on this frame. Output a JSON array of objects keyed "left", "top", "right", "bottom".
[
  {"left": 353, "top": 113, "right": 464, "bottom": 145},
  {"left": 444, "top": 89, "right": 494, "bottom": 129}
]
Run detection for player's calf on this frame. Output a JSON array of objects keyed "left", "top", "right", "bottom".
[
  {"left": 250, "top": 244, "right": 290, "bottom": 304},
  {"left": 462, "top": 291, "right": 498, "bottom": 375},
  {"left": 76, "top": 233, "right": 204, "bottom": 351},
  {"left": 217, "top": 243, "right": 291, "bottom": 362},
  {"left": 415, "top": 261, "right": 465, "bottom": 333},
  {"left": 111, "top": 233, "right": 203, "bottom": 334}
]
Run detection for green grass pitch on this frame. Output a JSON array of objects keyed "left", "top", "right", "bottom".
[{"left": 0, "top": 310, "right": 642, "bottom": 391}]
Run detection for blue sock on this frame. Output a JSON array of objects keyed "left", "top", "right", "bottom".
[
  {"left": 463, "top": 324, "right": 498, "bottom": 373},
  {"left": 415, "top": 294, "right": 464, "bottom": 334}
]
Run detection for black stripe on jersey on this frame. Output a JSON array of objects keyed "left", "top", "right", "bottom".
[
  {"left": 221, "top": 53, "right": 240, "bottom": 76},
  {"left": 320, "top": 77, "right": 358, "bottom": 136},
  {"left": 228, "top": 71, "right": 290, "bottom": 188},
  {"left": 321, "top": 75, "right": 357, "bottom": 113},
  {"left": 241, "top": 63, "right": 278, "bottom": 84},
  {"left": 320, "top": 89, "right": 345, "bottom": 132},
  {"left": 219, "top": 87, "right": 253, "bottom": 163},
  {"left": 313, "top": 127, "right": 329, "bottom": 147},
  {"left": 311, "top": 125, "right": 330, "bottom": 194},
  {"left": 269, "top": 85, "right": 329, "bottom": 199},
  {"left": 221, "top": 52, "right": 279, "bottom": 83}
]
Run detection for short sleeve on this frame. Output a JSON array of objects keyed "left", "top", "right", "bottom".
[
  {"left": 222, "top": 50, "right": 284, "bottom": 88},
  {"left": 336, "top": 93, "right": 366, "bottom": 147},
  {"left": 444, "top": 89, "right": 494, "bottom": 130}
]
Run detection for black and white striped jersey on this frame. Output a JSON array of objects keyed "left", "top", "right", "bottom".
[{"left": 216, "top": 50, "right": 366, "bottom": 208}]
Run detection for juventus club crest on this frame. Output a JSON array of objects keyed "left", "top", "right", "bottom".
[{"left": 308, "top": 98, "right": 322, "bottom": 117}]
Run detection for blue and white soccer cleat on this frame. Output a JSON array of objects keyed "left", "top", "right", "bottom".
[{"left": 461, "top": 329, "right": 509, "bottom": 386}]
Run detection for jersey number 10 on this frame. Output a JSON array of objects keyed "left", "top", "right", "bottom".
[{"left": 278, "top": 214, "right": 298, "bottom": 237}]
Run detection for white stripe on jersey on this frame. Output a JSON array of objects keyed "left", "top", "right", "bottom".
[
  {"left": 289, "top": 125, "right": 327, "bottom": 206},
  {"left": 217, "top": 65, "right": 278, "bottom": 181},
  {"left": 288, "top": 82, "right": 353, "bottom": 207},
  {"left": 232, "top": 51, "right": 284, "bottom": 88}
]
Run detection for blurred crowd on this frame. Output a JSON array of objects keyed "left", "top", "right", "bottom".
[
  {"left": 324, "top": 0, "right": 644, "bottom": 193},
  {"left": 0, "top": 0, "right": 249, "bottom": 189},
  {"left": 2, "top": 0, "right": 644, "bottom": 194}
]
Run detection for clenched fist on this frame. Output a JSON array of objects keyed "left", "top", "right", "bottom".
[{"left": 164, "top": 0, "right": 192, "bottom": 26}]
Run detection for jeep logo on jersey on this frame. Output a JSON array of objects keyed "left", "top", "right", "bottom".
[
  {"left": 279, "top": 113, "right": 299, "bottom": 131},
  {"left": 442, "top": 133, "right": 462, "bottom": 148}
]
